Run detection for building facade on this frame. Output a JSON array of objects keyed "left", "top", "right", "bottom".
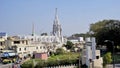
[{"left": 0, "top": 32, "right": 7, "bottom": 50}]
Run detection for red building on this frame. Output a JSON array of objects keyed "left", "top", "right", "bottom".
[{"left": 34, "top": 52, "right": 48, "bottom": 60}]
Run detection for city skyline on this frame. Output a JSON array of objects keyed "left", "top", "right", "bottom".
[{"left": 0, "top": 0, "right": 120, "bottom": 36}]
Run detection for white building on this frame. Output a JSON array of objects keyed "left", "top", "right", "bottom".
[{"left": 81, "top": 37, "right": 103, "bottom": 68}]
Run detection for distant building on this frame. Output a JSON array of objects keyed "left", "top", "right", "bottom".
[
  {"left": 68, "top": 37, "right": 85, "bottom": 50},
  {"left": 68, "top": 37, "right": 85, "bottom": 44},
  {"left": 0, "top": 32, "right": 7, "bottom": 50},
  {"left": 0, "top": 32, "right": 7, "bottom": 39}
]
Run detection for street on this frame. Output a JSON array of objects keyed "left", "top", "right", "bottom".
[
  {"left": 0, "top": 63, "right": 21, "bottom": 68},
  {"left": 106, "top": 64, "right": 120, "bottom": 68},
  {"left": 0, "top": 63, "right": 13, "bottom": 68}
]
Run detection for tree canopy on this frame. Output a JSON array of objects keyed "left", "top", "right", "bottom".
[
  {"left": 90, "top": 20, "right": 120, "bottom": 52},
  {"left": 41, "top": 33, "right": 48, "bottom": 36},
  {"left": 103, "top": 52, "right": 112, "bottom": 66},
  {"left": 55, "top": 48, "right": 65, "bottom": 55},
  {"left": 64, "top": 41, "right": 74, "bottom": 50}
]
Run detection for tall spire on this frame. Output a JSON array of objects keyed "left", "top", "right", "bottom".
[
  {"left": 54, "top": 8, "right": 59, "bottom": 24},
  {"left": 53, "top": 8, "right": 62, "bottom": 37},
  {"left": 32, "top": 22, "right": 34, "bottom": 36},
  {"left": 55, "top": 8, "right": 58, "bottom": 19}
]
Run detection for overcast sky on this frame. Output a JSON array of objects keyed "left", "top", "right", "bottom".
[{"left": 0, "top": 0, "right": 120, "bottom": 36}]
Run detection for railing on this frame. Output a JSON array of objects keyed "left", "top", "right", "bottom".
[{"left": 44, "top": 64, "right": 77, "bottom": 68}]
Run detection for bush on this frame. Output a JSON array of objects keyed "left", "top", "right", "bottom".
[
  {"left": 64, "top": 41, "right": 74, "bottom": 50},
  {"left": 55, "top": 48, "right": 65, "bottom": 55},
  {"left": 21, "top": 52, "right": 80, "bottom": 68},
  {"left": 35, "top": 61, "right": 45, "bottom": 68},
  {"left": 103, "top": 52, "right": 112, "bottom": 66},
  {"left": 21, "top": 60, "right": 33, "bottom": 68},
  {"left": 21, "top": 63, "right": 33, "bottom": 68}
]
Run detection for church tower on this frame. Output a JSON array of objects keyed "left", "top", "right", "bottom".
[{"left": 53, "top": 8, "right": 62, "bottom": 38}]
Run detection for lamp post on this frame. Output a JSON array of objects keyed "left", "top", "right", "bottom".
[{"left": 104, "top": 40, "right": 115, "bottom": 68}]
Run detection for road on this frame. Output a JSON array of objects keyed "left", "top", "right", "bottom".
[
  {"left": 0, "top": 63, "right": 13, "bottom": 68},
  {"left": 0, "top": 58, "right": 30, "bottom": 68},
  {"left": 0, "top": 63, "right": 21, "bottom": 68},
  {"left": 106, "top": 64, "right": 120, "bottom": 68}
]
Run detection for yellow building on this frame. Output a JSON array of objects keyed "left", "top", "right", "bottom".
[{"left": 6, "top": 36, "right": 57, "bottom": 58}]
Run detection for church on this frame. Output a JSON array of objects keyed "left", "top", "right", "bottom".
[{"left": 22, "top": 8, "right": 65, "bottom": 44}]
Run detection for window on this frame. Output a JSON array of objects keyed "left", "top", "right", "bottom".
[
  {"left": 96, "top": 56, "right": 99, "bottom": 59},
  {"left": 24, "top": 48, "right": 26, "bottom": 51},
  {"left": 26, "top": 41, "right": 28, "bottom": 45},
  {"left": 89, "top": 59, "right": 92, "bottom": 62},
  {"left": 0, "top": 42, "right": 2, "bottom": 45},
  {"left": 14, "top": 41, "right": 20, "bottom": 44},
  {"left": 31, "top": 38, "right": 33, "bottom": 41},
  {"left": 43, "top": 46, "right": 45, "bottom": 49},
  {"left": 22, "top": 41, "right": 24, "bottom": 44},
  {"left": 36, "top": 47, "right": 38, "bottom": 49},
  {"left": 40, "top": 46, "right": 42, "bottom": 49},
  {"left": 19, "top": 48, "right": 21, "bottom": 51}
]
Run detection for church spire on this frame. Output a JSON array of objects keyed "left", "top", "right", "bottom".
[
  {"left": 55, "top": 8, "right": 58, "bottom": 19},
  {"left": 53, "top": 8, "right": 62, "bottom": 37},
  {"left": 54, "top": 8, "right": 59, "bottom": 25},
  {"left": 32, "top": 23, "right": 34, "bottom": 36}
]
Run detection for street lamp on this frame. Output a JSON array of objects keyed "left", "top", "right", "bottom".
[{"left": 104, "top": 40, "right": 115, "bottom": 68}]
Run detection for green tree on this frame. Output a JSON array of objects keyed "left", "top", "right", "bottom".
[
  {"left": 67, "top": 33, "right": 89, "bottom": 40},
  {"left": 64, "top": 41, "right": 74, "bottom": 50},
  {"left": 72, "top": 33, "right": 86, "bottom": 37},
  {"left": 41, "top": 33, "right": 48, "bottom": 36},
  {"left": 56, "top": 48, "right": 65, "bottom": 55},
  {"left": 90, "top": 20, "right": 120, "bottom": 52},
  {"left": 103, "top": 52, "right": 112, "bottom": 66}
]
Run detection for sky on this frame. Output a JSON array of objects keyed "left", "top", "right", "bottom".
[{"left": 0, "top": 0, "right": 120, "bottom": 36}]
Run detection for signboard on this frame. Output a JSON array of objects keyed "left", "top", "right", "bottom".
[
  {"left": 8, "top": 52, "right": 16, "bottom": 56},
  {"left": 3, "top": 52, "right": 9, "bottom": 57},
  {"left": 0, "top": 32, "right": 7, "bottom": 37},
  {"left": 1, "top": 52, "right": 16, "bottom": 57}
]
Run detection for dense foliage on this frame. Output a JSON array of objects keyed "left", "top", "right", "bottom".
[
  {"left": 64, "top": 41, "right": 74, "bottom": 50},
  {"left": 90, "top": 20, "right": 120, "bottom": 52},
  {"left": 72, "top": 33, "right": 87, "bottom": 38},
  {"left": 55, "top": 48, "right": 65, "bottom": 55},
  {"left": 41, "top": 33, "right": 48, "bottom": 36},
  {"left": 103, "top": 52, "right": 112, "bottom": 66}
]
